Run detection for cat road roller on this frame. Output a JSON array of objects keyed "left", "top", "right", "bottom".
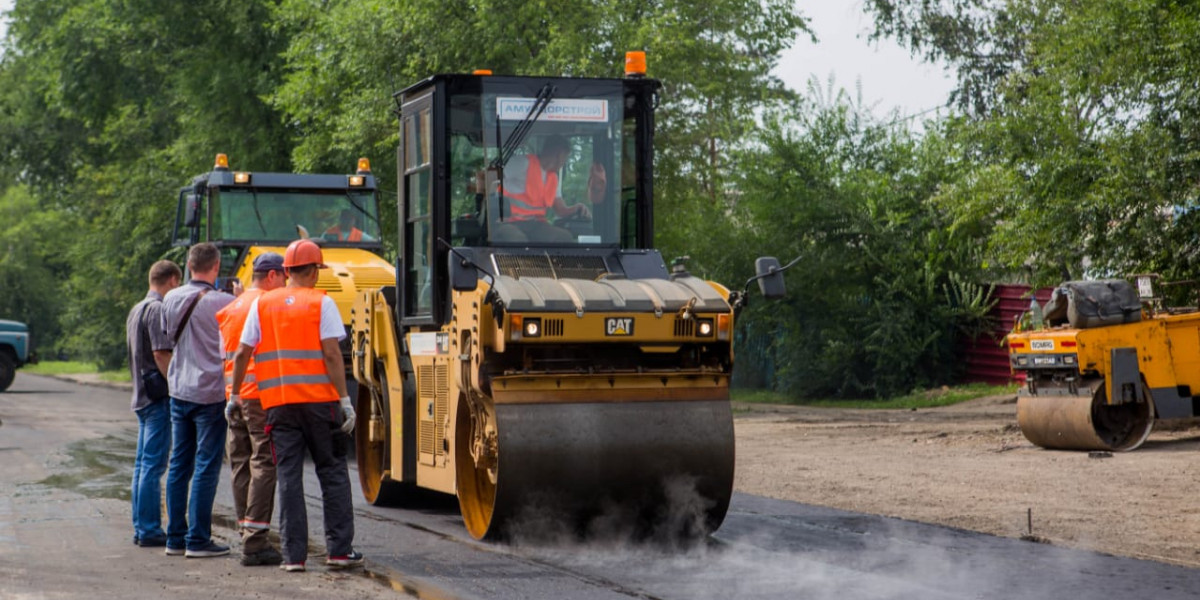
[
  {"left": 1007, "top": 277, "right": 1200, "bottom": 451},
  {"left": 349, "top": 56, "right": 787, "bottom": 540}
]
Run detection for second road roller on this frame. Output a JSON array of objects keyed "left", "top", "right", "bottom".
[
  {"left": 349, "top": 55, "right": 790, "bottom": 540},
  {"left": 1007, "top": 277, "right": 1200, "bottom": 451}
]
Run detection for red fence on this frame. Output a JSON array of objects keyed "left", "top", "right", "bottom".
[{"left": 960, "top": 284, "right": 1052, "bottom": 385}]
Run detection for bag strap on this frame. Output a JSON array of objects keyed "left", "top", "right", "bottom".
[
  {"left": 136, "top": 300, "right": 154, "bottom": 359},
  {"left": 173, "top": 288, "right": 211, "bottom": 345}
]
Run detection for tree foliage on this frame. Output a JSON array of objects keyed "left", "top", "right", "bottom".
[
  {"left": 729, "top": 90, "right": 992, "bottom": 398},
  {"left": 867, "top": 0, "right": 1200, "bottom": 285}
]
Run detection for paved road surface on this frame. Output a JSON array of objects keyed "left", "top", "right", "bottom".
[{"left": 3, "top": 373, "right": 1198, "bottom": 599}]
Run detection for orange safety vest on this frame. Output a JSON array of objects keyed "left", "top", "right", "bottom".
[
  {"left": 253, "top": 287, "right": 339, "bottom": 410},
  {"left": 505, "top": 154, "right": 557, "bottom": 221},
  {"left": 324, "top": 225, "right": 363, "bottom": 241},
  {"left": 217, "top": 287, "right": 265, "bottom": 400}
]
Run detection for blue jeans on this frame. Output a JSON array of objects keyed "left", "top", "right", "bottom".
[
  {"left": 131, "top": 398, "right": 171, "bottom": 541},
  {"left": 165, "top": 398, "right": 228, "bottom": 550}
]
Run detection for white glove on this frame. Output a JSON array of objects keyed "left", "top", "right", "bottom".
[
  {"left": 225, "top": 395, "right": 240, "bottom": 423},
  {"left": 339, "top": 396, "right": 356, "bottom": 434}
]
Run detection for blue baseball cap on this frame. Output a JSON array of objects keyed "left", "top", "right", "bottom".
[{"left": 252, "top": 252, "right": 285, "bottom": 273}]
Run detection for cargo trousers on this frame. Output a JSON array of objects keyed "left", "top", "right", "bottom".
[
  {"left": 266, "top": 401, "right": 355, "bottom": 565},
  {"left": 226, "top": 398, "right": 276, "bottom": 554}
]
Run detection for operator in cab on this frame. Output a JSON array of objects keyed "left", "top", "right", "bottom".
[
  {"left": 493, "top": 135, "right": 592, "bottom": 243},
  {"left": 324, "top": 209, "right": 375, "bottom": 242}
]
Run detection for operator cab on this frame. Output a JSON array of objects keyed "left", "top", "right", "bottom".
[
  {"left": 396, "top": 71, "right": 662, "bottom": 326},
  {"left": 172, "top": 155, "right": 385, "bottom": 287}
]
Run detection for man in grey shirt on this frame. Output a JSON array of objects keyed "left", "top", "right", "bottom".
[
  {"left": 159, "top": 243, "right": 236, "bottom": 558},
  {"left": 126, "top": 259, "right": 181, "bottom": 547}
]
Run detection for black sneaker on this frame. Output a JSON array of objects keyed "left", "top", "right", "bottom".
[
  {"left": 136, "top": 535, "right": 167, "bottom": 548},
  {"left": 326, "top": 550, "right": 365, "bottom": 569},
  {"left": 241, "top": 547, "right": 283, "bottom": 566},
  {"left": 185, "top": 541, "right": 230, "bottom": 558}
]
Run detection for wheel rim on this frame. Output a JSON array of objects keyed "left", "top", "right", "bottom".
[
  {"left": 356, "top": 369, "right": 390, "bottom": 504},
  {"left": 455, "top": 394, "right": 497, "bottom": 540}
]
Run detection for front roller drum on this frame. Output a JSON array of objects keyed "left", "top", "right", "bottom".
[
  {"left": 456, "top": 398, "right": 735, "bottom": 541},
  {"left": 1016, "top": 380, "right": 1154, "bottom": 451}
]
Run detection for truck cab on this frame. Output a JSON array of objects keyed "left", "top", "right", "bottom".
[
  {"left": 172, "top": 155, "right": 395, "bottom": 328},
  {"left": 0, "top": 319, "right": 36, "bottom": 392}
]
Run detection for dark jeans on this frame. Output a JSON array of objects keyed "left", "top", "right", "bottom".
[
  {"left": 131, "top": 398, "right": 171, "bottom": 541},
  {"left": 267, "top": 402, "right": 355, "bottom": 564},
  {"left": 165, "top": 399, "right": 228, "bottom": 550}
]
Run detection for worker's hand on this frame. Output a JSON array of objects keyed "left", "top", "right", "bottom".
[
  {"left": 339, "top": 396, "right": 356, "bottom": 434},
  {"left": 574, "top": 204, "right": 591, "bottom": 219},
  {"left": 225, "top": 395, "right": 240, "bottom": 423},
  {"left": 230, "top": 279, "right": 244, "bottom": 297}
]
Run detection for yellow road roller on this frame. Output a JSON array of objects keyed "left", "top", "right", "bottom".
[
  {"left": 1007, "top": 278, "right": 1200, "bottom": 451},
  {"left": 349, "top": 57, "right": 788, "bottom": 539}
]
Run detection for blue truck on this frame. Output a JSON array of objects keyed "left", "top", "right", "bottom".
[{"left": 0, "top": 319, "right": 36, "bottom": 392}]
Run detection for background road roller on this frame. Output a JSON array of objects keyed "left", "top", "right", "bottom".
[
  {"left": 1007, "top": 277, "right": 1200, "bottom": 451},
  {"left": 350, "top": 56, "right": 787, "bottom": 540}
]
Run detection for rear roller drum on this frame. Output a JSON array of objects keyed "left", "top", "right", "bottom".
[{"left": 1017, "top": 378, "right": 1154, "bottom": 451}]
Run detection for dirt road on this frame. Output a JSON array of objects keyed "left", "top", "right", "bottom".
[{"left": 732, "top": 394, "right": 1200, "bottom": 567}]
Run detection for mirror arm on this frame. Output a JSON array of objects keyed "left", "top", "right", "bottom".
[{"left": 742, "top": 255, "right": 801, "bottom": 295}]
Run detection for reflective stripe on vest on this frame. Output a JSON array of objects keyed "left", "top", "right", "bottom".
[
  {"left": 216, "top": 288, "right": 265, "bottom": 400},
  {"left": 254, "top": 287, "right": 339, "bottom": 410},
  {"left": 505, "top": 154, "right": 557, "bottom": 221}
]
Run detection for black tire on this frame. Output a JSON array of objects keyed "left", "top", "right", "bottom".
[{"left": 0, "top": 352, "right": 15, "bottom": 392}]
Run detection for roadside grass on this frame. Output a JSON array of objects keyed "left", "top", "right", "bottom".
[
  {"left": 24, "top": 361, "right": 131, "bottom": 383},
  {"left": 732, "top": 382, "right": 1017, "bottom": 410}
]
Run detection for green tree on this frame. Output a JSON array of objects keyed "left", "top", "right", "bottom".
[
  {"left": 0, "top": 185, "right": 74, "bottom": 354},
  {"left": 868, "top": 1, "right": 1200, "bottom": 285},
  {"left": 732, "top": 88, "right": 991, "bottom": 398},
  {"left": 0, "top": 0, "right": 293, "bottom": 366}
]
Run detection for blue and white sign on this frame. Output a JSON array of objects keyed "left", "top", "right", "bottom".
[{"left": 497, "top": 98, "right": 609, "bottom": 122}]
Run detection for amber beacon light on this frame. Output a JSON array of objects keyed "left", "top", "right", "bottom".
[{"left": 625, "top": 51, "right": 646, "bottom": 77}]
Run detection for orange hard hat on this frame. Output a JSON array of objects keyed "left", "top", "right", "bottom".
[{"left": 283, "top": 239, "right": 327, "bottom": 269}]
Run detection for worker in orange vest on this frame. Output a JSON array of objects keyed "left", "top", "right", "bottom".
[
  {"left": 217, "top": 252, "right": 287, "bottom": 566},
  {"left": 228, "top": 239, "right": 362, "bottom": 572},
  {"left": 323, "top": 209, "right": 369, "bottom": 241},
  {"left": 493, "top": 135, "right": 591, "bottom": 243}
]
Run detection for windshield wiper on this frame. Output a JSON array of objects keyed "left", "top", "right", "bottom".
[
  {"left": 490, "top": 83, "right": 556, "bottom": 171},
  {"left": 344, "top": 192, "right": 381, "bottom": 230},
  {"left": 490, "top": 84, "right": 556, "bottom": 226},
  {"left": 250, "top": 189, "right": 268, "bottom": 236}
]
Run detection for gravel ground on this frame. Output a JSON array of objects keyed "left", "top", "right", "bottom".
[{"left": 732, "top": 394, "right": 1200, "bottom": 568}]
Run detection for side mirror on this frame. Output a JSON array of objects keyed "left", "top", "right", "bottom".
[
  {"left": 183, "top": 193, "right": 202, "bottom": 228},
  {"left": 449, "top": 248, "right": 479, "bottom": 292},
  {"left": 755, "top": 256, "right": 786, "bottom": 300}
]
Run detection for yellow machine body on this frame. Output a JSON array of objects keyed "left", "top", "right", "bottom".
[
  {"left": 233, "top": 246, "right": 395, "bottom": 325},
  {"left": 1007, "top": 311, "right": 1200, "bottom": 451},
  {"left": 345, "top": 69, "right": 783, "bottom": 541}
]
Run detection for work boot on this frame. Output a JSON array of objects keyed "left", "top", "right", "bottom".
[{"left": 241, "top": 547, "right": 283, "bottom": 567}]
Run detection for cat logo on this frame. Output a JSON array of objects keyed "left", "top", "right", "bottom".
[{"left": 605, "top": 317, "right": 634, "bottom": 336}]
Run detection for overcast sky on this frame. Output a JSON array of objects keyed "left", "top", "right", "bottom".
[
  {"left": 0, "top": 0, "right": 953, "bottom": 118},
  {"left": 776, "top": 1, "right": 956, "bottom": 119}
]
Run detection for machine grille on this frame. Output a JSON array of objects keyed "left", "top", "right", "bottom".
[
  {"left": 544, "top": 319, "right": 564, "bottom": 337},
  {"left": 434, "top": 364, "right": 448, "bottom": 458},
  {"left": 418, "top": 365, "right": 434, "bottom": 460},
  {"left": 315, "top": 273, "right": 343, "bottom": 293},
  {"left": 674, "top": 318, "right": 694, "bottom": 337},
  {"left": 351, "top": 266, "right": 395, "bottom": 288},
  {"left": 494, "top": 254, "right": 608, "bottom": 280}
]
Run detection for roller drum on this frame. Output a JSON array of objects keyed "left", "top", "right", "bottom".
[
  {"left": 458, "top": 399, "right": 735, "bottom": 541},
  {"left": 1016, "top": 379, "right": 1153, "bottom": 451}
]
